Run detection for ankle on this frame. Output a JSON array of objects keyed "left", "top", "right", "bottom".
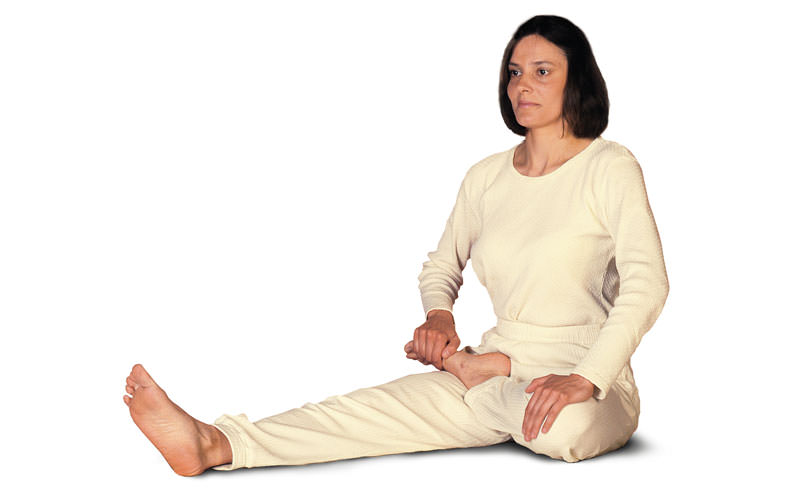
[
  {"left": 200, "top": 423, "right": 233, "bottom": 468},
  {"left": 442, "top": 350, "right": 466, "bottom": 373}
]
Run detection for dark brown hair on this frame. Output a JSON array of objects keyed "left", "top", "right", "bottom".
[{"left": 499, "top": 15, "right": 609, "bottom": 138}]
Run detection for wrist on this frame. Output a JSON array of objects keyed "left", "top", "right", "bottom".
[
  {"left": 571, "top": 373, "right": 595, "bottom": 390},
  {"left": 426, "top": 309, "right": 454, "bottom": 323}
]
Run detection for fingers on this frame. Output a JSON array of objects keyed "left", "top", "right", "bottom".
[
  {"left": 420, "top": 329, "right": 430, "bottom": 364},
  {"left": 410, "top": 331, "right": 429, "bottom": 364},
  {"left": 524, "top": 390, "right": 557, "bottom": 441},
  {"left": 413, "top": 328, "right": 420, "bottom": 361},
  {"left": 521, "top": 374, "right": 595, "bottom": 441},
  {"left": 523, "top": 392, "right": 540, "bottom": 440},
  {"left": 523, "top": 380, "right": 568, "bottom": 440},
  {"left": 429, "top": 336, "right": 447, "bottom": 370},
  {"left": 413, "top": 328, "right": 429, "bottom": 364},
  {"left": 430, "top": 331, "right": 460, "bottom": 368},
  {"left": 424, "top": 335, "right": 434, "bottom": 366},
  {"left": 525, "top": 375, "right": 546, "bottom": 393},
  {"left": 411, "top": 329, "right": 439, "bottom": 366},
  {"left": 411, "top": 317, "right": 461, "bottom": 367},
  {"left": 405, "top": 340, "right": 420, "bottom": 360},
  {"left": 541, "top": 401, "right": 566, "bottom": 434}
]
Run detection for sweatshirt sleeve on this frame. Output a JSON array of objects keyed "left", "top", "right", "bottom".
[
  {"left": 417, "top": 172, "right": 482, "bottom": 318},
  {"left": 571, "top": 156, "right": 670, "bottom": 400}
]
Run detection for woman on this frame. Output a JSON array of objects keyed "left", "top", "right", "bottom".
[{"left": 124, "top": 15, "right": 669, "bottom": 475}]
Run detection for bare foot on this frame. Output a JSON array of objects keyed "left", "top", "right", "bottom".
[
  {"left": 442, "top": 350, "right": 511, "bottom": 389},
  {"left": 123, "top": 364, "right": 232, "bottom": 476}
]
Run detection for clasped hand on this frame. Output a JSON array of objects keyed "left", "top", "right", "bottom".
[
  {"left": 522, "top": 373, "right": 595, "bottom": 441},
  {"left": 404, "top": 310, "right": 460, "bottom": 370}
]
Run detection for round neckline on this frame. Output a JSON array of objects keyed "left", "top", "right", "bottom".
[{"left": 508, "top": 136, "right": 602, "bottom": 181}]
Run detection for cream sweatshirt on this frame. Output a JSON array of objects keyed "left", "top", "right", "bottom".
[{"left": 417, "top": 137, "right": 670, "bottom": 400}]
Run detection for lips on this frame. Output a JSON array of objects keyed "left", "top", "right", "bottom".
[{"left": 518, "top": 101, "right": 539, "bottom": 107}]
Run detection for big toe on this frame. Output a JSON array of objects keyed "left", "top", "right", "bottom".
[{"left": 130, "top": 364, "right": 157, "bottom": 388}]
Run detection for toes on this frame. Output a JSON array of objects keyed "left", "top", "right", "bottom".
[
  {"left": 126, "top": 376, "right": 140, "bottom": 395},
  {"left": 123, "top": 395, "right": 131, "bottom": 406}
]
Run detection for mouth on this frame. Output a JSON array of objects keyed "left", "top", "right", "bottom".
[{"left": 518, "top": 101, "right": 539, "bottom": 107}]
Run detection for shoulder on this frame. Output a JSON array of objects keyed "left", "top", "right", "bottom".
[
  {"left": 588, "top": 137, "right": 645, "bottom": 184},
  {"left": 591, "top": 137, "right": 639, "bottom": 167},
  {"left": 459, "top": 145, "right": 515, "bottom": 195},
  {"left": 465, "top": 146, "right": 513, "bottom": 178}
]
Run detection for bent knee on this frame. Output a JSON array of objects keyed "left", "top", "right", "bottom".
[{"left": 512, "top": 399, "right": 634, "bottom": 462}]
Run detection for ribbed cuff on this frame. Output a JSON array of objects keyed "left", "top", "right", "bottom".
[
  {"left": 424, "top": 306, "right": 453, "bottom": 319},
  {"left": 210, "top": 415, "right": 249, "bottom": 471},
  {"left": 421, "top": 293, "right": 454, "bottom": 318}
]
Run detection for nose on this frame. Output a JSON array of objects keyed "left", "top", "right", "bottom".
[{"left": 514, "top": 73, "right": 533, "bottom": 94}]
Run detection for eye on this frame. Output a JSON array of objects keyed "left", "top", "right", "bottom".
[
  {"left": 509, "top": 68, "right": 521, "bottom": 77},
  {"left": 537, "top": 68, "right": 550, "bottom": 76}
]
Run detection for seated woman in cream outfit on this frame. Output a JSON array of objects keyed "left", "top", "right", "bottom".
[{"left": 123, "top": 15, "right": 669, "bottom": 475}]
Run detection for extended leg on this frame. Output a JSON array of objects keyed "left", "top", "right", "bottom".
[{"left": 212, "top": 369, "right": 510, "bottom": 470}]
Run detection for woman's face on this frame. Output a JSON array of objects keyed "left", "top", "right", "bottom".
[{"left": 506, "top": 34, "right": 569, "bottom": 133}]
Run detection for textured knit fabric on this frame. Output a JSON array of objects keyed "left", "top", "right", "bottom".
[
  {"left": 211, "top": 137, "right": 668, "bottom": 468},
  {"left": 418, "top": 136, "right": 669, "bottom": 400}
]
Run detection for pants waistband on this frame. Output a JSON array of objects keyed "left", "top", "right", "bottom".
[{"left": 495, "top": 318, "right": 603, "bottom": 347}]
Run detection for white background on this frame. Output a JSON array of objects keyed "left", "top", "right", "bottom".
[{"left": 1, "top": 0, "right": 798, "bottom": 498}]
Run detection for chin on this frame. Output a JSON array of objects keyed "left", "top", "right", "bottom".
[
  {"left": 515, "top": 116, "right": 561, "bottom": 133},
  {"left": 514, "top": 119, "right": 540, "bottom": 130}
]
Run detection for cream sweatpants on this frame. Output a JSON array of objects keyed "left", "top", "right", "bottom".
[{"left": 212, "top": 319, "right": 640, "bottom": 469}]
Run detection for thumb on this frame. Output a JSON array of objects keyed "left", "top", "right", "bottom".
[{"left": 442, "top": 336, "right": 460, "bottom": 358}]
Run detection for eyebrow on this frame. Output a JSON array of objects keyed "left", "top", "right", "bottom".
[{"left": 508, "top": 60, "right": 555, "bottom": 67}]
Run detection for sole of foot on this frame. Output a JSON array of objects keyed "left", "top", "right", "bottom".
[{"left": 124, "top": 364, "right": 231, "bottom": 476}]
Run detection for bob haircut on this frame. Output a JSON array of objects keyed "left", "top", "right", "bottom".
[{"left": 499, "top": 15, "right": 609, "bottom": 138}]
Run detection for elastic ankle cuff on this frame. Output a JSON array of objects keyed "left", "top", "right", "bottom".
[{"left": 210, "top": 415, "right": 248, "bottom": 471}]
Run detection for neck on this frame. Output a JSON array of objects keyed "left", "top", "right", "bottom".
[{"left": 517, "top": 122, "right": 585, "bottom": 174}]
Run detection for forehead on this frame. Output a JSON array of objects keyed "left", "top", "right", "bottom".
[{"left": 510, "top": 35, "right": 567, "bottom": 64}]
